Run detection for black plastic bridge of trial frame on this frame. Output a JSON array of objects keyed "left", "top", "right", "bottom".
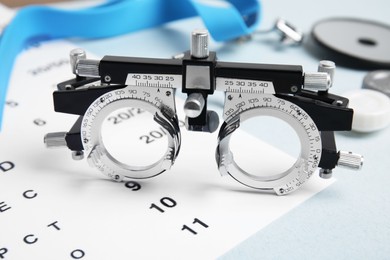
[{"left": 52, "top": 50, "right": 353, "bottom": 173}]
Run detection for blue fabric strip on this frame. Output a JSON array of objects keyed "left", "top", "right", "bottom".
[{"left": 0, "top": 0, "right": 260, "bottom": 130}]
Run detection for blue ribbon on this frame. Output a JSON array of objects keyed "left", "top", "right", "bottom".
[{"left": 0, "top": 0, "right": 260, "bottom": 130}]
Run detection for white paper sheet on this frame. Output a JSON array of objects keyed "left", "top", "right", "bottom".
[{"left": 0, "top": 41, "right": 334, "bottom": 260}]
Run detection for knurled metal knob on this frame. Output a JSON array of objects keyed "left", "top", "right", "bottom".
[
  {"left": 70, "top": 48, "right": 86, "bottom": 74},
  {"left": 76, "top": 59, "right": 100, "bottom": 78},
  {"left": 44, "top": 132, "right": 67, "bottom": 148},
  {"left": 303, "top": 72, "right": 331, "bottom": 91},
  {"left": 337, "top": 151, "right": 364, "bottom": 170},
  {"left": 191, "top": 29, "right": 209, "bottom": 59},
  {"left": 318, "top": 60, "right": 336, "bottom": 87}
]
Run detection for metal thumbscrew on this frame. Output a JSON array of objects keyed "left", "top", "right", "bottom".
[
  {"left": 44, "top": 132, "right": 67, "bottom": 148},
  {"left": 70, "top": 48, "right": 86, "bottom": 75},
  {"left": 184, "top": 29, "right": 210, "bottom": 118},
  {"left": 184, "top": 93, "right": 205, "bottom": 118},
  {"left": 318, "top": 60, "right": 336, "bottom": 88},
  {"left": 191, "top": 29, "right": 209, "bottom": 59}
]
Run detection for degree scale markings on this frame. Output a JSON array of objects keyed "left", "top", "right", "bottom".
[
  {"left": 82, "top": 87, "right": 162, "bottom": 152},
  {"left": 125, "top": 74, "right": 276, "bottom": 95},
  {"left": 216, "top": 77, "right": 276, "bottom": 94},
  {"left": 80, "top": 83, "right": 180, "bottom": 180},
  {"left": 126, "top": 73, "right": 182, "bottom": 89},
  {"left": 221, "top": 93, "right": 322, "bottom": 194}
]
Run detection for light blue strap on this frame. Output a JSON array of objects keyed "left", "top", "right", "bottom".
[{"left": 0, "top": 0, "right": 260, "bottom": 130}]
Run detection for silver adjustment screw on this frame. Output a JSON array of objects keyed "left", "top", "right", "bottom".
[
  {"left": 72, "top": 151, "right": 84, "bottom": 161},
  {"left": 303, "top": 72, "right": 331, "bottom": 91},
  {"left": 337, "top": 151, "right": 364, "bottom": 170},
  {"left": 275, "top": 18, "right": 303, "bottom": 45},
  {"left": 76, "top": 59, "right": 100, "bottom": 78},
  {"left": 318, "top": 60, "right": 336, "bottom": 88},
  {"left": 184, "top": 93, "right": 205, "bottom": 118},
  {"left": 319, "top": 169, "right": 333, "bottom": 179},
  {"left": 70, "top": 48, "right": 86, "bottom": 75},
  {"left": 191, "top": 29, "right": 209, "bottom": 58},
  {"left": 44, "top": 132, "right": 67, "bottom": 148}
]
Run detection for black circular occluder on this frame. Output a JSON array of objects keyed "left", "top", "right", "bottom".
[{"left": 305, "top": 17, "right": 390, "bottom": 70}]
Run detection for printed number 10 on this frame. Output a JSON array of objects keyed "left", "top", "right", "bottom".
[{"left": 149, "top": 197, "right": 177, "bottom": 213}]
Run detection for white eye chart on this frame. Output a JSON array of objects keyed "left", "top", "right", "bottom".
[{"left": 0, "top": 40, "right": 334, "bottom": 260}]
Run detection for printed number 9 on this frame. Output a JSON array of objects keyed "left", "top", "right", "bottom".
[{"left": 125, "top": 181, "right": 141, "bottom": 191}]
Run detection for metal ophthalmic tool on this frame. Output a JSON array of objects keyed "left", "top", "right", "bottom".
[{"left": 45, "top": 30, "right": 363, "bottom": 195}]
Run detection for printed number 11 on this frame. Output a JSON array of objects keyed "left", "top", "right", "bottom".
[{"left": 182, "top": 218, "right": 209, "bottom": 235}]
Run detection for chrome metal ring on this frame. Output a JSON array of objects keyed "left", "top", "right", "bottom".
[
  {"left": 81, "top": 86, "right": 180, "bottom": 181},
  {"left": 217, "top": 95, "right": 322, "bottom": 195}
]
